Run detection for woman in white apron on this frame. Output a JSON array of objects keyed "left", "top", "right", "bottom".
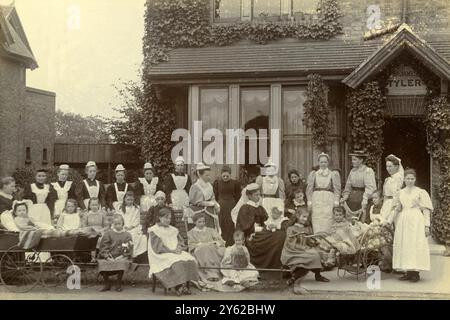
[
  {"left": 51, "top": 164, "right": 76, "bottom": 218},
  {"left": 106, "top": 164, "right": 132, "bottom": 213},
  {"left": 255, "top": 160, "right": 285, "bottom": 217},
  {"left": 306, "top": 153, "right": 341, "bottom": 234},
  {"left": 164, "top": 156, "right": 192, "bottom": 210},
  {"left": 23, "top": 169, "right": 56, "bottom": 227},
  {"left": 76, "top": 161, "right": 106, "bottom": 211},
  {"left": 188, "top": 163, "right": 221, "bottom": 234},
  {"left": 381, "top": 154, "right": 404, "bottom": 224},
  {"left": 135, "top": 162, "right": 163, "bottom": 212}
]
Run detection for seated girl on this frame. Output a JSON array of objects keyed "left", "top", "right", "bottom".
[
  {"left": 221, "top": 230, "right": 259, "bottom": 288},
  {"left": 281, "top": 207, "right": 329, "bottom": 285},
  {"left": 98, "top": 214, "right": 133, "bottom": 292},
  {"left": 147, "top": 207, "right": 199, "bottom": 296},
  {"left": 235, "top": 183, "right": 290, "bottom": 270},
  {"left": 13, "top": 201, "right": 54, "bottom": 231},
  {"left": 56, "top": 199, "right": 81, "bottom": 231},
  {"left": 142, "top": 191, "right": 176, "bottom": 235},
  {"left": 118, "top": 191, "right": 147, "bottom": 258},
  {"left": 187, "top": 212, "right": 225, "bottom": 282},
  {"left": 317, "top": 206, "right": 360, "bottom": 267},
  {"left": 81, "top": 197, "right": 108, "bottom": 262},
  {"left": 284, "top": 188, "right": 306, "bottom": 220}
]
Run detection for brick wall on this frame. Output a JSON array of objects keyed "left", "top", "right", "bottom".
[
  {"left": 23, "top": 87, "right": 56, "bottom": 171},
  {"left": 339, "top": 0, "right": 450, "bottom": 39},
  {"left": 0, "top": 56, "right": 25, "bottom": 177}
]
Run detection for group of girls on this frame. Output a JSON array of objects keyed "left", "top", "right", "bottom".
[{"left": 0, "top": 148, "right": 434, "bottom": 294}]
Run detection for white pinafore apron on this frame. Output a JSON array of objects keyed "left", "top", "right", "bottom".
[
  {"left": 83, "top": 180, "right": 100, "bottom": 210},
  {"left": 170, "top": 174, "right": 190, "bottom": 210},
  {"left": 138, "top": 177, "right": 158, "bottom": 212},
  {"left": 261, "top": 176, "right": 284, "bottom": 216},
  {"left": 112, "top": 183, "right": 128, "bottom": 212},
  {"left": 51, "top": 181, "right": 73, "bottom": 217},
  {"left": 29, "top": 184, "right": 53, "bottom": 226}
]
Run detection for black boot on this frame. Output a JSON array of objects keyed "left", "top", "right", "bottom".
[
  {"left": 100, "top": 273, "right": 111, "bottom": 292},
  {"left": 115, "top": 271, "right": 124, "bottom": 292},
  {"left": 399, "top": 271, "right": 412, "bottom": 281},
  {"left": 409, "top": 271, "right": 420, "bottom": 283},
  {"left": 313, "top": 269, "right": 330, "bottom": 283}
]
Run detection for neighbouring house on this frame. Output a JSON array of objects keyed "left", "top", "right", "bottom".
[
  {"left": 147, "top": 0, "right": 450, "bottom": 199},
  {"left": 0, "top": 5, "right": 55, "bottom": 176}
]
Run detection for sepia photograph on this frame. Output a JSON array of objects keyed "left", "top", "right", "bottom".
[{"left": 0, "top": 0, "right": 449, "bottom": 307}]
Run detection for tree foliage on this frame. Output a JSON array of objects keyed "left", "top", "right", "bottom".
[{"left": 55, "top": 110, "right": 111, "bottom": 144}]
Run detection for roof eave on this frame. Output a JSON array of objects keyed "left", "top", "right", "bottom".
[{"left": 343, "top": 25, "right": 450, "bottom": 88}]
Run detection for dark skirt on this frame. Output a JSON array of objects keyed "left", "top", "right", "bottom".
[
  {"left": 98, "top": 258, "right": 131, "bottom": 272},
  {"left": 346, "top": 189, "right": 364, "bottom": 212},
  {"left": 218, "top": 197, "right": 236, "bottom": 246},
  {"left": 154, "top": 260, "right": 199, "bottom": 288},
  {"left": 246, "top": 229, "right": 286, "bottom": 269}
]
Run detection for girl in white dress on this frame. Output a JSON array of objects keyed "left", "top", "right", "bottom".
[
  {"left": 386, "top": 168, "right": 432, "bottom": 282},
  {"left": 118, "top": 191, "right": 147, "bottom": 258},
  {"left": 57, "top": 199, "right": 81, "bottom": 231},
  {"left": 381, "top": 154, "right": 404, "bottom": 223},
  {"left": 306, "top": 153, "right": 341, "bottom": 233}
]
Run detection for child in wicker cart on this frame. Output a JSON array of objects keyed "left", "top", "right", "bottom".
[
  {"left": 97, "top": 214, "right": 133, "bottom": 292},
  {"left": 221, "top": 230, "right": 259, "bottom": 288}
]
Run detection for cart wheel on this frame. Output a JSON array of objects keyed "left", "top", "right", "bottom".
[
  {"left": 0, "top": 246, "right": 42, "bottom": 293},
  {"left": 41, "top": 254, "right": 74, "bottom": 287}
]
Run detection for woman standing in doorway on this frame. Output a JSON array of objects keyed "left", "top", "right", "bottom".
[
  {"left": 341, "top": 151, "right": 377, "bottom": 222},
  {"left": 306, "top": 153, "right": 341, "bottom": 234},
  {"left": 386, "top": 168, "right": 432, "bottom": 282},
  {"left": 213, "top": 165, "right": 241, "bottom": 246},
  {"left": 381, "top": 154, "right": 404, "bottom": 223}
]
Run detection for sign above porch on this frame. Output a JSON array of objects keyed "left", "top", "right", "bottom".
[{"left": 386, "top": 64, "right": 427, "bottom": 96}]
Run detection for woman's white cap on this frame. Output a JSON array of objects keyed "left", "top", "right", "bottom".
[
  {"left": 246, "top": 183, "right": 260, "bottom": 192},
  {"left": 196, "top": 162, "right": 210, "bottom": 171},
  {"left": 59, "top": 164, "right": 70, "bottom": 171},
  {"left": 86, "top": 161, "right": 97, "bottom": 168},
  {"left": 174, "top": 156, "right": 185, "bottom": 165},
  {"left": 115, "top": 164, "right": 126, "bottom": 172},
  {"left": 144, "top": 162, "right": 153, "bottom": 170}
]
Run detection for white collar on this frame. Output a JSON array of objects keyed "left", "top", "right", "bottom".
[
  {"left": 0, "top": 191, "right": 13, "bottom": 200},
  {"left": 293, "top": 199, "right": 305, "bottom": 207},
  {"left": 317, "top": 168, "right": 330, "bottom": 176},
  {"left": 193, "top": 226, "right": 207, "bottom": 232},
  {"left": 112, "top": 227, "right": 125, "bottom": 233},
  {"left": 247, "top": 200, "right": 259, "bottom": 208}
]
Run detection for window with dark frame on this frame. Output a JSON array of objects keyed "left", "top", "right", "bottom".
[
  {"left": 213, "top": 0, "right": 319, "bottom": 22},
  {"left": 25, "top": 147, "right": 31, "bottom": 164},
  {"left": 42, "top": 148, "right": 48, "bottom": 164}
]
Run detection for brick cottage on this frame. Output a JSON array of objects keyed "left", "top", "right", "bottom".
[{"left": 0, "top": 5, "right": 56, "bottom": 176}]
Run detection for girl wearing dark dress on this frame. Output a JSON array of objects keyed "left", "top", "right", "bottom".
[
  {"left": 76, "top": 161, "right": 106, "bottom": 211},
  {"left": 285, "top": 169, "right": 306, "bottom": 205},
  {"left": 141, "top": 191, "right": 176, "bottom": 235},
  {"left": 213, "top": 165, "right": 241, "bottom": 246},
  {"left": 235, "top": 183, "right": 290, "bottom": 270},
  {"left": 281, "top": 207, "right": 329, "bottom": 285},
  {"left": 105, "top": 164, "right": 134, "bottom": 212},
  {"left": 0, "top": 177, "right": 16, "bottom": 214}
]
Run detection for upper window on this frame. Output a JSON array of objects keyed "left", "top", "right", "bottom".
[{"left": 214, "top": 0, "right": 319, "bottom": 22}]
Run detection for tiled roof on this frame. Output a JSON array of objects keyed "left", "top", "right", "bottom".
[
  {"left": 148, "top": 36, "right": 450, "bottom": 80},
  {"left": 0, "top": 5, "right": 37, "bottom": 69}
]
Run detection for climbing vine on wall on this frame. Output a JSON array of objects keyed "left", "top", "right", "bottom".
[
  {"left": 346, "top": 82, "right": 387, "bottom": 172},
  {"left": 424, "top": 96, "right": 450, "bottom": 244},
  {"left": 303, "top": 74, "right": 331, "bottom": 152},
  {"left": 144, "top": 0, "right": 343, "bottom": 66}
]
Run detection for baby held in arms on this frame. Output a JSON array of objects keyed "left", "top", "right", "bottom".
[{"left": 265, "top": 206, "right": 289, "bottom": 232}]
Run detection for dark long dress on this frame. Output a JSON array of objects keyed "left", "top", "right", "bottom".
[
  {"left": 236, "top": 204, "right": 289, "bottom": 269},
  {"left": 0, "top": 193, "right": 14, "bottom": 214},
  {"left": 213, "top": 179, "right": 241, "bottom": 246}
]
